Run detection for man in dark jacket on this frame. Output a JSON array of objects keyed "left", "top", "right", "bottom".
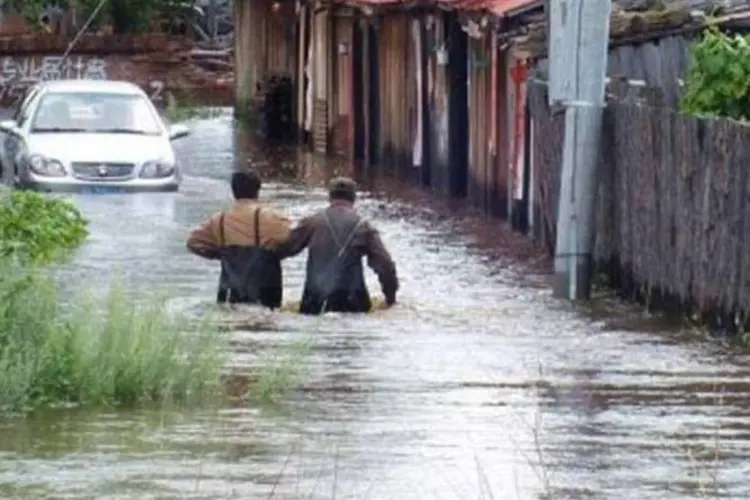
[
  {"left": 186, "top": 169, "right": 292, "bottom": 309},
  {"left": 278, "top": 177, "right": 399, "bottom": 315}
]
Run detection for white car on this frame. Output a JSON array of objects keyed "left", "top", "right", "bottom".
[{"left": 0, "top": 79, "right": 190, "bottom": 193}]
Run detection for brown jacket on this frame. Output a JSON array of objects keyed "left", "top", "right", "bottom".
[
  {"left": 186, "top": 199, "right": 292, "bottom": 259},
  {"left": 278, "top": 200, "right": 399, "bottom": 300}
]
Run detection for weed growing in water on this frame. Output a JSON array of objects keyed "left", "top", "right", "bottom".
[
  {"left": 0, "top": 263, "right": 227, "bottom": 416},
  {"left": 163, "top": 91, "right": 225, "bottom": 123},
  {"left": 245, "top": 339, "right": 311, "bottom": 406}
]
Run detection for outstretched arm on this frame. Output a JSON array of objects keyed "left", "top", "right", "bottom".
[
  {"left": 364, "top": 223, "right": 399, "bottom": 305},
  {"left": 275, "top": 216, "right": 314, "bottom": 259},
  {"left": 187, "top": 213, "right": 221, "bottom": 259}
]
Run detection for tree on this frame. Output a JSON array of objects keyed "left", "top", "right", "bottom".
[{"left": 9, "top": 0, "right": 197, "bottom": 35}]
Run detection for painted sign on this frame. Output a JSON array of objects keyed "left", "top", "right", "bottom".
[{"left": 0, "top": 55, "right": 164, "bottom": 103}]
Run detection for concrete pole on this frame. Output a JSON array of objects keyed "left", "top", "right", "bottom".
[{"left": 548, "top": 0, "right": 612, "bottom": 300}]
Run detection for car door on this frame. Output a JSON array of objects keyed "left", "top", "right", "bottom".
[{"left": 2, "top": 86, "right": 40, "bottom": 178}]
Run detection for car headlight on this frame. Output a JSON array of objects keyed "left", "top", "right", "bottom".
[
  {"left": 139, "top": 160, "right": 175, "bottom": 179},
  {"left": 26, "top": 154, "right": 66, "bottom": 177}
]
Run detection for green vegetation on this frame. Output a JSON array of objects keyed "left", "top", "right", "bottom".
[
  {"left": 0, "top": 265, "right": 226, "bottom": 415},
  {"left": 0, "top": 190, "right": 306, "bottom": 416},
  {"left": 0, "top": 190, "right": 223, "bottom": 415},
  {"left": 0, "top": 181, "right": 310, "bottom": 417},
  {"left": 681, "top": 27, "right": 750, "bottom": 120},
  {"left": 0, "top": 190, "right": 88, "bottom": 265},
  {"left": 12, "top": 0, "right": 197, "bottom": 34},
  {"left": 163, "top": 92, "right": 225, "bottom": 123}
]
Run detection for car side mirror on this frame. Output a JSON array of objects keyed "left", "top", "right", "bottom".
[
  {"left": 0, "top": 119, "right": 18, "bottom": 134},
  {"left": 168, "top": 123, "right": 189, "bottom": 141}
]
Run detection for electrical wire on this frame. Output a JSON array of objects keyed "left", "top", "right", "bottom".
[{"left": 50, "top": 0, "right": 110, "bottom": 79}]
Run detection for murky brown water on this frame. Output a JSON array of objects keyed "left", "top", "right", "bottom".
[{"left": 2, "top": 109, "right": 750, "bottom": 499}]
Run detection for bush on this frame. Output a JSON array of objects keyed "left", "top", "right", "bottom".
[
  {"left": 681, "top": 27, "right": 750, "bottom": 120},
  {"left": 0, "top": 190, "right": 88, "bottom": 265},
  {"left": 0, "top": 262, "right": 227, "bottom": 415}
]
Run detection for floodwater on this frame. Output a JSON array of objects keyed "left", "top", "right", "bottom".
[{"left": 1, "top": 109, "right": 750, "bottom": 500}]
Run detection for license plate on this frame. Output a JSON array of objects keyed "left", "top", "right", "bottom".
[{"left": 80, "top": 186, "right": 123, "bottom": 194}]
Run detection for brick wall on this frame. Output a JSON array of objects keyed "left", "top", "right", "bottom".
[{"left": 0, "top": 34, "right": 234, "bottom": 106}]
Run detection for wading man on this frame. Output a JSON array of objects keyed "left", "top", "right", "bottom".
[
  {"left": 186, "top": 169, "right": 291, "bottom": 309},
  {"left": 278, "top": 177, "right": 399, "bottom": 315}
]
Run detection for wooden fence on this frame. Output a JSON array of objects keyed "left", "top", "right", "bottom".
[{"left": 529, "top": 80, "right": 750, "bottom": 329}]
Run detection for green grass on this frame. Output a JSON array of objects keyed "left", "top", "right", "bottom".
[{"left": 0, "top": 263, "right": 227, "bottom": 416}]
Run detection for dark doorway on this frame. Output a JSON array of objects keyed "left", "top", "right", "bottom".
[
  {"left": 446, "top": 12, "right": 468, "bottom": 198},
  {"left": 513, "top": 98, "right": 532, "bottom": 233},
  {"left": 353, "top": 20, "right": 365, "bottom": 161},
  {"left": 419, "top": 21, "right": 431, "bottom": 189},
  {"left": 366, "top": 22, "right": 380, "bottom": 167}
]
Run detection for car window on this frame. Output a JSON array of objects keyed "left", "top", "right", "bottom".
[
  {"left": 11, "top": 89, "right": 30, "bottom": 121},
  {"left": 13, "top": 87, "right": 40, "bottom": 126},
  {"left": 30, "top": 91, "right": 163, "bottom": 135}
]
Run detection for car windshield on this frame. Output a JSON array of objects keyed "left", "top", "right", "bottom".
[{"left": 31, "top": 91, "right": 162, "bottom": 135}]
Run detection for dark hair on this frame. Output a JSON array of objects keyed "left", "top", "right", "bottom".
[
  {"left": 328, "top": 177, "right": 357, "bottom": 203},
  {"left": 231, "top": 169, "right": 261, "bottom": 199}
]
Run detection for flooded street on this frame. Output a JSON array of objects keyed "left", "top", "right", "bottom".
[{"left": 3, "top": 109, "right": 750, "bottom": 499}]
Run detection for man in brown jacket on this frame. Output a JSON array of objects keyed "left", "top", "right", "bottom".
[
  {"left": 186, "top": 169, "right": 292, "bottom": 309},
  {"left": 277, "top": 177, "right": 399, "bottom": 315}
]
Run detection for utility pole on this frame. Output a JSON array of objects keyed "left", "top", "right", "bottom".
[{"left": 547, "top": 0, "right": 612, "bottom": 300}]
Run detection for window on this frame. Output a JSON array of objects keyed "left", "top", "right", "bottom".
[
  {"left": 13, "top": 87, "right": 40, "bottom": 127},
  {"left": 30, "top": 91, "right": 163, "bottom": 135}
]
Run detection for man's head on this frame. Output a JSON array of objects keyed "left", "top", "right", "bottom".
[
  {"left": 328, "top": 177, "right": 357, "bottom": 203},
  {"left": 231, "top": 169, "right": 262, "bottom": 200}
]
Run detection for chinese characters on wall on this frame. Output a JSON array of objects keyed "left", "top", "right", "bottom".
[{"left": 0, "top": 56, "right": 108, "bottom": 100}]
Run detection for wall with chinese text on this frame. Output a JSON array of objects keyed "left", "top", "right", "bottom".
[{"left": 0, "top": 34, "right": 234, "bottom": 107}]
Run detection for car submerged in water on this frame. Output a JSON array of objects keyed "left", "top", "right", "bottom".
[{"left": 0, "top": 79, "right": 190, "bottom": 193}]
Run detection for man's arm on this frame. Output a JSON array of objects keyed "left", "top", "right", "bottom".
[
  {"left": 263, "top": 209, "right": 293, "bottom": 249},
  {"left": 186, "top": 213, "right": 221, "bottom": 259},
  {"left": 364, "top": 223, "right": 399, "bottom": 305},
  {"left": 275, "top": 216, "right": 314, "bottom": 259}
]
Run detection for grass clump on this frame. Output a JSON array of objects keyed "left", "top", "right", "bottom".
[{"left": 0, "top": 263, "right": 227, "bottom": 416}]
